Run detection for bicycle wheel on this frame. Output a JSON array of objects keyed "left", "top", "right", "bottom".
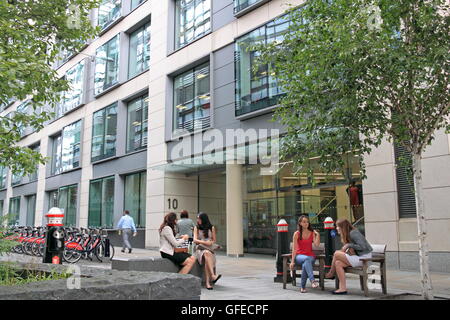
[
  {"left": 95, "top": 241, "right": 115, "bottom": 262},
  {"left": 63, "top": 244, "right": 82, "bottom": 264}
]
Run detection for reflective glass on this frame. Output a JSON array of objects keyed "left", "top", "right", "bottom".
[
  {"left": 98, "top": 0, "right": 122, "bottom": 30},
  {"left": 128, "top": 23, "right": 150, "bottom": 79},
  {"left": 175, "top": 0, "right": 211, "bottom": 49}
]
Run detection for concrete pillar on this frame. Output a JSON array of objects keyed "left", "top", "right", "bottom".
[{"left": 226, "top": 163, "right": 244, "bottom": 257}]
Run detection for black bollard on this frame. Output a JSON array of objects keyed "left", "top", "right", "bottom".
[
  {"left": 274, "top": 219, "right": 290, "bottom": 283},
  {"left": 43, "top": 208, "right": 65, "bottom": 264}
]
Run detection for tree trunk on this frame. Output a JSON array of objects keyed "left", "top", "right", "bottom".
[{"left": 412, "top": 153, "right": 434, "bottom": 300}]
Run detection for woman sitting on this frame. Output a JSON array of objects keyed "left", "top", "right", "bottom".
[
  {"left": 325, "top": 218, "right": 373, "bottom": 295},
  {"left": 289, "top": 215, "right": 321, "bottom": 293},
  {"left": 193, "top": 212, "right": 222, "bottom": 290},
  {"left": 159, "top": 212, "right": 196, "bottom": 274}
]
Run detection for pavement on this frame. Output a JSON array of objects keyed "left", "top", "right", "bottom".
[{"left": 1, "top": 247, "right": 450, "bottom": 300}]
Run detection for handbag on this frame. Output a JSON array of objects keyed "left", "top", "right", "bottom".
[{"left": 174, "top": 247, "right": 188, "bottom": 253}]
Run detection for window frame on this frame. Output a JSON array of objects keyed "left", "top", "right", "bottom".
[
  {"left": 94, "top": 34, "right": 120, "bottom": 96},
  {"left": 128, "top": 22, "right": 151, "bottom": 79},
  {"left": 91, "top": 102, "right": 118, "bottom": 163},
  {"left": 126, "top": 95, "right": 148, "bottom": 153},
  {"left": 51, "top": 120, "right": 82, "bottom": 176},
  {"left": 88, "top": 175, "right": 115, "bottom": 228},
  {"left": 98, "top": 0, "right": 122, "bottom": 31}
]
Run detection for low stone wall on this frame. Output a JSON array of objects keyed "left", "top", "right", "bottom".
[
  {"left": 0, "top": 262, "right": 201, "bottom": 300},
  {"left": 112, "top": 257, "right": 207, "bottom": 283}
]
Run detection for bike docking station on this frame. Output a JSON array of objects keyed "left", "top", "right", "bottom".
[
  {"left": 274, "top": 218, "right": 290, "bottom": 283},
  {"left": 43, "top": 207, "right": 65, "bottom": 264}
]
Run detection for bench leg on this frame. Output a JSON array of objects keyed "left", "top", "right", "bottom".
[
  {"left": 283, "top": 257, "right": 288, "bottom": 289},
  {"left": 292, "top": 269, "right": 297, "bottom": 287},
  {"left": 362, "top": 273, "right": 369, "bottom": 297},
  {"left": 319, "top": 259, "right": 325, "bottom": 291},
  {"left": 359, "top": 275, "right": 364, "bottom": 291}
]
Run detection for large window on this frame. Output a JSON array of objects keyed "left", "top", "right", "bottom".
[
  {"left": 124, "top": 172, "right": 146, "bottom": 228},
  {"left": 0, "top": 167, "right": 6, "bottom": 189},
  {"left": 234, "top": 0, "right": 267, "bottom": 14},
  {"left": 128, "top": 23, "right": 151, "bottom": 79},
  {"left": 92, "top": 103, "right": 117, "bottom": 162},
  {"left": 8, "top": 197, "right": 20, "bottom": 226},
  {"left": 175, "top": 0, "right": 211, "bottom": 49},
  {"left": 51, "top": 120, "right": 82, "bottom": 175},
  {"left": 48, "top": 185, "right": 78, "bottom": 226},
  {"left": 173, "top": 63, "right": 210, "bottom": 134},
  {"left": 94, "top": 35, "right": 120, "bottom": 95},
  {"left": 235, "top": 14, "right": 290, "bottom": 116},
  {"left": 26, "top": 194, "right": 36, "bottom": 226},
  {"left": 89, "top": 176, "right": 114, "bottom": 228},
  {"left": 56, "top": 60, "right": 85, "bottom": 118},
  {"left": 98, "top": 0, "right": 122, "bottom": 30},
  {"left": 131, "top": 0, "right": 146, "bottom": 10},
  {"left": 127, "top": 95, "right": 148, "bottom": 153}
]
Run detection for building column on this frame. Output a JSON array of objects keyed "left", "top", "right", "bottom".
[{"left": 226, "top": 163, "right": 244, "bottom": 257}]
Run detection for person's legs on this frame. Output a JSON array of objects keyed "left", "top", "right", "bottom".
[
  {"left": 203, "top": 252, "right": 213, "bottom": 288},
  {"left": 122, "top": 229, "right": 131, "bottom": 250},
  {"left": 179, "top": 256, "right": 196, "bottom": 274},
  {"left": 295, "top": 255, "right": 309, "bottom": 290},
  {"left": 302, "top": 256, "right": 316, "bottom": 288},
  {"left": 335, "top": 260, "right": 350, "bottom": 292},
  {"left": 326, "top": 251, "right": 350, "bottom": 278}
]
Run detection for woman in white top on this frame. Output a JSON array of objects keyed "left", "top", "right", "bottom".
[{"left": 159, "top": 212, "right": 196, "bottom": 274}]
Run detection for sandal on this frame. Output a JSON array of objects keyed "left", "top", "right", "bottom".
[
  {"left": 311, "top": 281, "right": 319, "bottom": 289},
  {"left": 300, "top": 288, "right": 307, "bottom": 293}
]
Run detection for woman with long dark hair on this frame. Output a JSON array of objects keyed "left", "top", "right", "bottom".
[
  {"left": 289, "top": 215, "right": 320, "bottom": 293},
  {"left": 193, "top": 212, "right": 221, "bottom": 290},
  {"left": 325, "top": 218, "right": 373, "bottom": 295},
  {"left": 159, "top": 212, "right": 196, "bottom": 274}
]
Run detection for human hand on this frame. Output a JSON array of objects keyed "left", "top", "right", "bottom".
[
  {"left": 289, "top": 262, "right": 294, "bottom": 270},
  {"left": 182, "top": 234, "right": 189, "bottom": 240},
  {"left": 341, "top": 244, "right": 349, "bottom": 251}
]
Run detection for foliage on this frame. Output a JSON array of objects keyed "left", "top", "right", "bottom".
[
  {"left": 0, "top": 215, "right": 18, "bottom": 256},
  {"left": 0, "top": 262, "right": 71, "bottom": 286},
  {"left": 0, "top": 0, "right": 100, "bottom": 175},
  {"left": 256, "top": 0, "right": 449, "bottom": 178}
]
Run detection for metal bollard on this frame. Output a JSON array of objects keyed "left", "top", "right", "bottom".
[
  {"left": 43, "top": 207, "right": 65, "bottom": 264},
  {"left": 274, "top": 219, "right": 290, "bottom": 283},
  {"left": 323, "top": 217, "right": 336, "bottom": 273}
]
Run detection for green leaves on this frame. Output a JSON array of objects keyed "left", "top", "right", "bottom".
[
  {"left": 0, "top": 0, "right": 100, "bottom": 175},
  {"left": 256, "top": 0, "right": 449, "bottom": 179}
]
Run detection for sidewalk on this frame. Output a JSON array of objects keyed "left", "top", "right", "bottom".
[
  {"left": 108, "top": 248, "right": 450, "bottom": 300},
  {"left": 2, "top": 248, "right": 449, "bottom": 300}
]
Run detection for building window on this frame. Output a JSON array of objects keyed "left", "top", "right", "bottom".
[
  {"left": 94, "top": 35, "right": 120, "bottom": 95},
  {"left": 27, "top": 145, "right": 40, "bottom": 183},
  {"left": 92, "top": 103, "right": 117, "bottom": 162},
  {"left": 98, "top": 0, "right": 122, "bottom": 30},
  {"left": 175, "top": 0, "right": 211, "bottom": 49},
  {"left": 131, "top": 0, "right": 146, "bottom": 11},
  {"left": 124, "top": 171, "right": 146, "bottom": 228},
  {"left": 173, "top": 63, "right": 210, "bottom": 134},
  {"left": 11, "top": 172, "right": 22, "bottom": 186},
  {"left": 0, "top": 200, "right": 3, "bottom": 216},
  {"left": 89, "top": 176, "right": 115, "bottom": 228},
  {"left": 26, "top": 194, "right": 36, "bottom": 226},
  {"left": 235, "top": 14, "right": 290, "bottom": 116},
  {"left": 234, "top": 0, "right": 267, "bottom": 14},
  {"left": 48, "top": 185, "right": 78, "bottom": 226},
  {"left": 56, "top": 60, "right": 85, "bottom": 118},
  {"left": 127, "top": 95, "right": 148, "bottom": 153},
  {"left": 8, "top": 197, "right": 20, "bottom": 226},
  {"left": 394, "top": 143, "right": 417, "bottom": 217},
  {"left": 128, "top": 23, "right": 151, "bottom": 79},
  {"left": 51, "top": 120, "right": 82, "bottom": 175},
  {"left": 0, "top": 167, "right": 6, "bottom": 189}
]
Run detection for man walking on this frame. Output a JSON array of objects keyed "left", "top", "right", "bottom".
[
  {"left": 117, "top": 210, "right": 137, "bottom": 253},
  {"left": 177, "top": 210, "right": 195, "bottom": 242}
]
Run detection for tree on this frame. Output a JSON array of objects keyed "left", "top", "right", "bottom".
[
  {"left": 0, "top": 0, "right": 100, "bottom": 175},
  {"left": 257, "top": 0, "right": 449, "bottom": 299}
]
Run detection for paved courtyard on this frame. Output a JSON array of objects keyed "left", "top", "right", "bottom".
[{"left": 1, "top": 248, "right": 449, "bottom": 300}]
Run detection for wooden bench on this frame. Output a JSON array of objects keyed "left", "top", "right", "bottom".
[
  {"left": 282, "top": 243, "right": 326, "bottom": 290},
  {"left": 335, "top": 244, "right": 387, "bottom": 296}
]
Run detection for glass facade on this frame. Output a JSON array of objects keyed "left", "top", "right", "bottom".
[
  {"left": 51, "top": 120, "right": 82, "bottom": 175},
  {"left": 128, "top": 23, "right": 151, "bottom": 79},
  {"left": 8, "top": 197, "right": 20, "bottom": 226},
  {"left": 98, "top": 0, "right": 122, "bottom": 30},
  {"left": 26, "top": 194, "right": 36, "bottom": 226},
  {"left": 234, "top": 0, "right": 265, "bottom": 14},
  {"left": 11, "top": 172, "right": 23, "bottom": 186},
  {"left": 92, "top": 103, "right": 117, "bottom": 162},
  {"left": 16, "top": 101, "right": 30, "bottom": 137},
  {"left": 124, "top": 172, "right": 146, "bottom": 228},
  {"left": 49, "top": 185, "right": 78, "bottom": 227},
  {"left": 173, "top": 63, "right": 210, "bottom": 134},
  {"left": 175, "top": 0, "right": 211, "bottom": 49},
  {"left": 127, "top": 95, "right": 148, "bottom": 153},
  {"left": 94, "top": 35, "right": 120, "bottom": 95},
  {"left": 88, "top": 176, "right": 115, "bottom": 228},
  {"left": 235, "top": 14, "right": 290, "bottom": 116},
  {"left": 0, "top": 167, "right": 6, "bottom": 189}
]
